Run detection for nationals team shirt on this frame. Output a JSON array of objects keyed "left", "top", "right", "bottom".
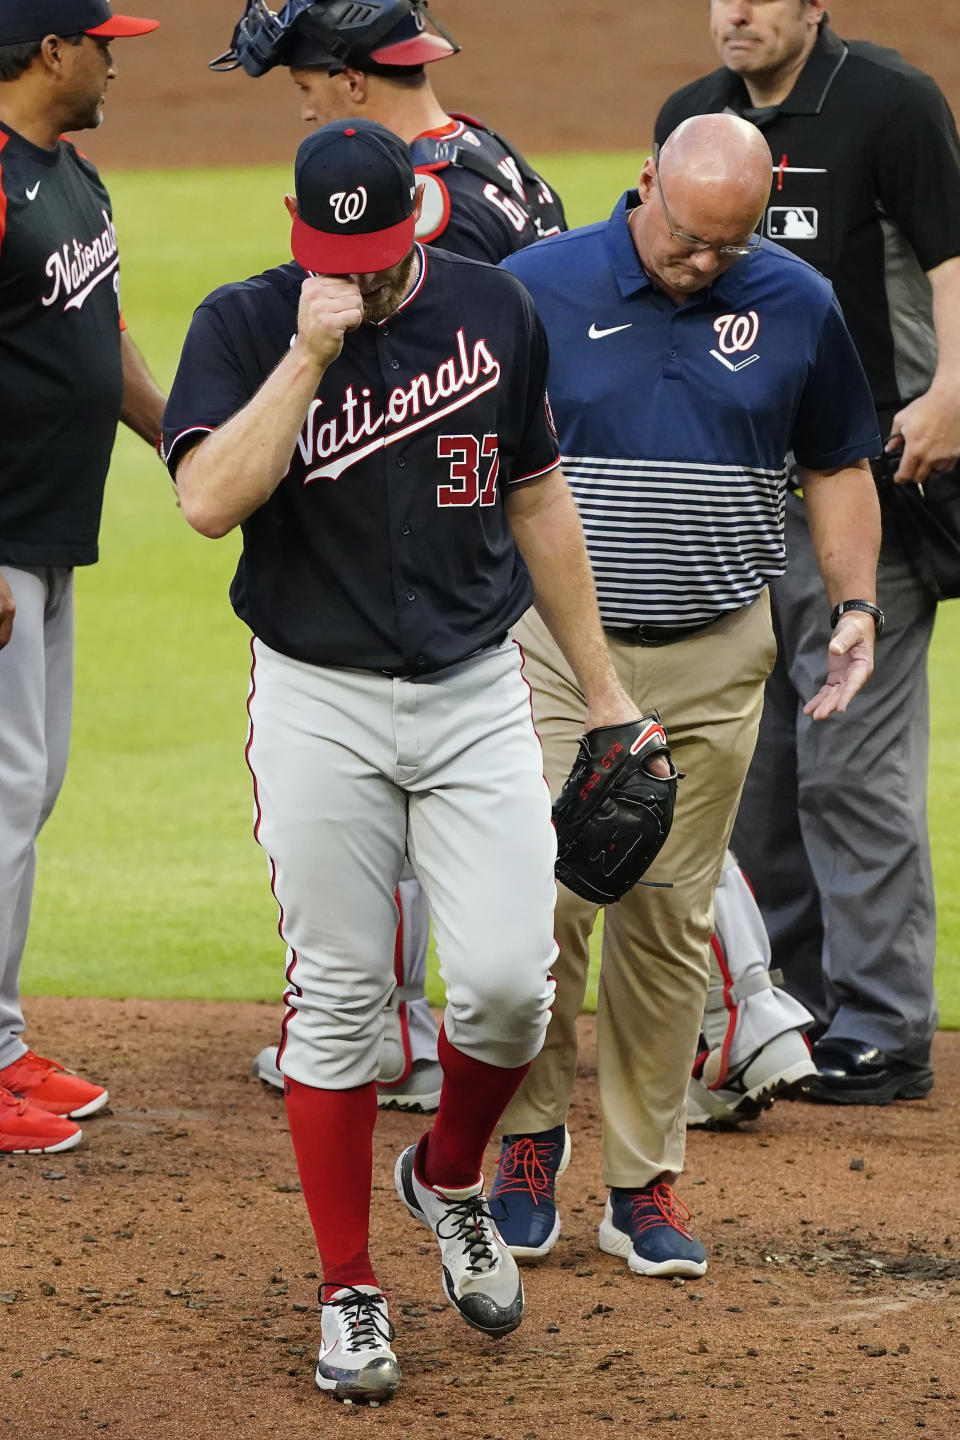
[
  {"left": 503, "top": 197, "right": 880, "bottom": 627},
  {"left": 0, "top": 123, "right": 124, "bottom": 567},
  {"left": 162, "top": 245, "right": 560, "bottom": 673}
]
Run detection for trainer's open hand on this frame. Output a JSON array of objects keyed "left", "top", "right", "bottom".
[
  {"left": 295, "top": 275, "right": 364, "bottom": 370},
  {"left": 0, "top": 572, "right": 14, "bottom": 650},
  {"left": 803, "top": 613, "right": 876, "bottom": 720}
]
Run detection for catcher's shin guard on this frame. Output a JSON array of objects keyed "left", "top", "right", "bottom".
[{"left": 687, "top": 851, "right": 816, "bottom": 1127}]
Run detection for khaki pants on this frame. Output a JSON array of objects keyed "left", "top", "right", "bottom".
[{"left": 501, "top": 593, "right": 776, "bottom": 1187}]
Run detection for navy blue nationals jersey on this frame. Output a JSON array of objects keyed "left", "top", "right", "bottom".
[
  {"left": 411, "top": 116, "right": 566, "bottom": 264},
  {"left": 162, "top": 246, "right": 560, "bottom": 673},
  {"left": 0, "top": 124, "right": 124, "bottom": 568}
]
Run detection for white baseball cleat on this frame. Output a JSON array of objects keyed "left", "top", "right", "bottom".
[
  {"left": 251, "top": 1047, "right": 442, "bottom": 1112},
  {"left": 394, "top": 1142, "right": 524, "bottom": 1337},
  {"left": 251, "top": 1046, "right": 284, "bottom": 1090},
  {"left": 315, "top": 1284, "right": 401, "bottom": 1405},
  {"left": 374, "top": 1058, "right": 442, "bottom": 1113},
  {"left": 687, "top": 1028, "right": 818, "bottom": 1128}
]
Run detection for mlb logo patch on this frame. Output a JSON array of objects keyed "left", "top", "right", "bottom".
[{"left": 767, "top": 206, "right": 818, "bottom": 240}]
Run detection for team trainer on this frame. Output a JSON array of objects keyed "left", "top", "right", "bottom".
[{"left": 489, "top": 114, "right": 882, "bottom": 1276}]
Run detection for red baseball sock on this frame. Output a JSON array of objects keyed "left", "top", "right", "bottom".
[
  {"left": 419, "top": 1026, "right": 531, "bottom": 1190},
  {"left": 284, "top": 1076, "right": 379, "bottom": 1292}
]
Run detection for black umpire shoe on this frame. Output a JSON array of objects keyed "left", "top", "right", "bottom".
[{"left": 805, "top": 1036, "right": 934, "bottom": 1105}]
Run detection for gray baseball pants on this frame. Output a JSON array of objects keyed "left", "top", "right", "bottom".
[
  {"left": 732, "top": 492, "right": 938, "bottom": 1064},
  {"left": 245, "top": 635, "right": 558, "bottom": 1089},
  {"left": 0, "top": 566, "right": 74, "bottom": 1072}
]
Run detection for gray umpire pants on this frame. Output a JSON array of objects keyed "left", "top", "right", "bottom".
[
  {"left": 0, "top": 566, "right": 74, "bottom": 1072},
  {"left": 731, "top": 493, "right": 938, "bottom": 1065}
]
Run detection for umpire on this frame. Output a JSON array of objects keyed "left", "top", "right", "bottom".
[{"left": 657, "top": 0, "right": 960, "bottom": 1104}]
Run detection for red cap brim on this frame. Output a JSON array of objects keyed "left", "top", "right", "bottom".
[
  {"left": 87, "top": 16, "right": 159, "bottom": 37},
  {"left": 369, "top": 33, "right": 455, "bottom": 66},
  {"left": 291, "top": 212, "right": 416, "bottom": 275}
]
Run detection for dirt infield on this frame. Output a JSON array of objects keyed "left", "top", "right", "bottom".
[
  {"left": 3, "top": 997, "right": 960, "bottom": 1440},
  {"left": 81, "top": 0, "right": 960, "bottom": 171},
  {"left": 9, "top": 8, "right": 960, "bottom": 1438}
]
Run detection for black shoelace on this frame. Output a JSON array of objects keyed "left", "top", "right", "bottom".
[
  {"left": 320, "top": 1285, "right": 396, "bottom": 1353},
  {"left": 435, "top": 1195, "right": 499, "bottom": 1273}
]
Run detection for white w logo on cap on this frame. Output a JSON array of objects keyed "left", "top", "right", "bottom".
[{"left": 330, "top": 187, "right": 368, "bottom": 225}]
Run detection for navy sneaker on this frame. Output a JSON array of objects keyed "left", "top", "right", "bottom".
[
  {"left": 599, "top": 1182, "right": 707, "bottom": 1277},
  {"left": 489, "top": 1125, "right": 571, "bottom": 1260}
]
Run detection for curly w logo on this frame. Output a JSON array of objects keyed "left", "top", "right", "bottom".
[
  {"left": 713, "top": 311, "right": 760, "bottom": 353},
  {"left": 330, "top": 187, "right": 368, "bottom": 225},
  {"left": 710, "top": 310, "right": 760, "bottom": 373}
]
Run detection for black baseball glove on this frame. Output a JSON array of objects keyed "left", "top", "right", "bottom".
[{"left": 552, "top": 714, "right": 679, "bottom": 905}]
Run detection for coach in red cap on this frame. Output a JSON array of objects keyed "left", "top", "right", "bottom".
[
  {"left": 0, "top": 1, "right": 157, "bottom": 46},
  {"left": 0, "top": 0, "right": 164, "bottom": 1158}
]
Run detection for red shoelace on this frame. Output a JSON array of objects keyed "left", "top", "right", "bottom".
[
  {"left": 1, "top": 1051, "right": 67, "bottom": 1085},
  {"left": 491, "top": 1137, "right": 559, "bottom": 1206},
  {"left": 625, "top": 1183, "right": 696, "bottom": 1240},
  {"left": 0, "top": 1085, "right": 30, "bottom": 1117}
]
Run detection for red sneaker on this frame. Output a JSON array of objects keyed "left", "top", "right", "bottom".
[
  {"left": 0, "top": 1085, "right": 82, "bottom": 1154},
  {"left": 0, "top": 1050, "right": 108, "bottom": 1119}
]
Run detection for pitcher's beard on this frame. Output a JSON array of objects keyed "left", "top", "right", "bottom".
[{"left": 362, "top": 249, "right": 418, "bottom": 324}]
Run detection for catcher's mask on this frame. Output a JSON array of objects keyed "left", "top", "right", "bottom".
[{"left": 210, "top": 0, "right": 459, "bottom": 77}]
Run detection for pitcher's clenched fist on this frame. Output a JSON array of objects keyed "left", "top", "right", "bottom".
[{"left": 296, "top": 275, "right": 364, "bottom": 369}]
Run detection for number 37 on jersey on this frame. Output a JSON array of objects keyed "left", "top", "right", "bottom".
[{"left": 436, "top": 433, "right": 500, "bottom": 507}]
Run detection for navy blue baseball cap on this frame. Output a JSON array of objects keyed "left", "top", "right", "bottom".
[
  {"left": 0, "top": 0, "right": 158, "bottom": 44},
  {"left": 291, "top": 118, "right": 418, "bottom": 274}
]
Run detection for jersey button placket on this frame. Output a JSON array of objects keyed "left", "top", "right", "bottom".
[{"left": 663, "top": 313, "right": 684, "bottom": 380}]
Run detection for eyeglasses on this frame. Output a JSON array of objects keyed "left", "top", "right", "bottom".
[{"left": 652, "top": 144, "right": 762, "bottom": 259}]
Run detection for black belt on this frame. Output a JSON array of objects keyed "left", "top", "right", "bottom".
[{"left": 603, "top": 617, "right": 719, "bottom": 647}]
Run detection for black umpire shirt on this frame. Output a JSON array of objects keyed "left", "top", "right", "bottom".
[
  {"left": 655, "top": 24, "right": 960, "bottom": 421},
  {"left": 0, "top": 123, "right": 124, "bottom": 567},
  {"left": 162, "top": 246, "right": 560, "bottom": 675}
]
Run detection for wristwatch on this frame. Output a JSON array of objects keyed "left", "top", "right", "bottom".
[{"left": 830, "top": 599, "right": 885, "bottom": 636}]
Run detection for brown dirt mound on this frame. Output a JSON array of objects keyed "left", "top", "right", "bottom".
[{"left": 3, "top": 997, "right": 959, "bottom": 1439}]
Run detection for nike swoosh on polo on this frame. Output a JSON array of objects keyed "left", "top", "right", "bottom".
[
  {"left": 588, "top": 322, "right": 632, "bottom": 339},
  {"left": 26, "top": 182, "right": 40, "bottom": 201}
]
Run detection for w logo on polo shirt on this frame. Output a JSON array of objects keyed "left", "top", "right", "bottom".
[{"left": 710, "top": 310, "right": 760, "bottom": 373}]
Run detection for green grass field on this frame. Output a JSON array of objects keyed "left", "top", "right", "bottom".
[{"left": 19, "top": 155, "right": 960, "bottom": 1027}]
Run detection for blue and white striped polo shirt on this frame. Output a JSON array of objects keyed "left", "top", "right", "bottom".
[{"left": 502, "top": 192, "right": 880, "bottom": 627}]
